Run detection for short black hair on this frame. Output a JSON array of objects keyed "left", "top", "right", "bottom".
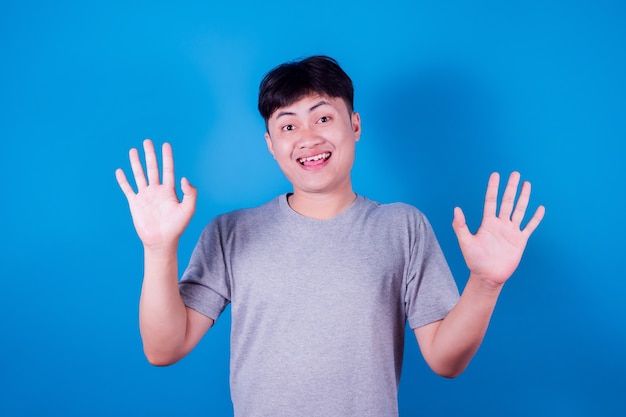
[{"left": 258, "top": 55, "right": 354, "bottom": 123}]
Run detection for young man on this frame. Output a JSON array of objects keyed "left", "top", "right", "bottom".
[{"left": 116, "top": 56, "right": 545, "bottom": 416}]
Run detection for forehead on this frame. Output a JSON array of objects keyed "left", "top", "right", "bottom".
[{"left": 269, "top": 94, "right": 347, "bottom": 120}]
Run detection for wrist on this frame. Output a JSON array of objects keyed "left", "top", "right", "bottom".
[
  {"left": 143, "top": 240, "right": 179, "bottom": 259},
  {"left": 466, "top": 273, "right": 505, "bottom": 296}
]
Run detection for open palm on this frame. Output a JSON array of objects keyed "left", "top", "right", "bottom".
[
  {"left": 452, "top": 172, "right": 545, "bottom": 285},
  {"left": 115, "top": 139, "right": 197, "bottom": 248}
]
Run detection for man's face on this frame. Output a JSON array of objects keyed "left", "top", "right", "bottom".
[{"left": 264, "top": 94, "right": 361, "bottom": 198}]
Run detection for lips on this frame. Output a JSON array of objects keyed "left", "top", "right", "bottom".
[{"left": 297, "top": 152, "right": 331, "bottom": 166}]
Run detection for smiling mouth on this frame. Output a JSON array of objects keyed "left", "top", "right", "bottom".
[{"left": 298, "top": 152, "right": 331, "bottom": 166}]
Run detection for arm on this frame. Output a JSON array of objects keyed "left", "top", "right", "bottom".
[
  {"left": 415, "top": 172, "right": 545, "bottom": 378},
  {"left": 116, "top": 139, "right": 213, "bottom": 366}
]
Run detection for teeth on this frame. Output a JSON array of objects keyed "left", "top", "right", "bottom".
[{"left": 299, "top": 153, "right": 330, "bottom": 164}]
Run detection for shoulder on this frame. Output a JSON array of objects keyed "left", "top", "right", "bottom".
[
  {"left": 201, "top": 195, "right": 284, "bottom": 235},
  {"left": 358, "top": 196, "right": 428, "bottom": 225}
]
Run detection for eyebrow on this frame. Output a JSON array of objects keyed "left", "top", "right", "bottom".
[{"left": 274, "top": 100, "right": 331, "bottom": 120}]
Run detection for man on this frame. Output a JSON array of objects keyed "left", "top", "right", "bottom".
[{"left": 115, "top": 56, "right": 545, "bottom": 416}]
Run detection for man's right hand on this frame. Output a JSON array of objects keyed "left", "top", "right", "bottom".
[{"left": 115, "top": 139, "right": 197, "bottom": 249}]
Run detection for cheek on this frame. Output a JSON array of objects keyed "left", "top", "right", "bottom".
[{"left": 271, "top": 142, "right": 293, "bottom": 161}]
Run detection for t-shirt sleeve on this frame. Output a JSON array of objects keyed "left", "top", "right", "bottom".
[
  {"left": 179, "top": 219, "right": 231, "bottom": 321},
  {"left": 405, "top": 212, "right": 460, "bottom": 329}
]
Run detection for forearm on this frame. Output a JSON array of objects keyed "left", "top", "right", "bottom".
[
  {"left": 419, "top": 274, "right": 503, "bottom": 377},
  {"left": 139, "top": 243, "right": 189, "bottom": 365}
]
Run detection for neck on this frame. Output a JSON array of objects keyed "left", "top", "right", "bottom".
[{"left": 288, "top": 190, "right": 357, "bottom": 220}]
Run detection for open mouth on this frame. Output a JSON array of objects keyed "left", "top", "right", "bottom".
[{"left": 298, "top": 152, "right": 331, "bottom": 166}]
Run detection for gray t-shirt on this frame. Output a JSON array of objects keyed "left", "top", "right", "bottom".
[{"left": 179, "top": 194, "right": 460, "bottom": 416}]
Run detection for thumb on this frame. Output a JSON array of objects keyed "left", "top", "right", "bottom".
[
  {"left": 452, "top": 206, "right": 471, "bottom": 242},
  {"left": 180, "top": 177, "right": 197, "bottom": 212}
]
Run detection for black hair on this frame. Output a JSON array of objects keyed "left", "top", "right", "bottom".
[{"left": 257, "top": 55, "right": 354, "bottom": 124}]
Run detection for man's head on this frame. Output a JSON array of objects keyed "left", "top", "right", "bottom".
[
  {"left": 259, "top": 56, "right": 361, "bottom": 210},
  {"left": 258, "top": 55, "right": 354, "bottom": 126}
]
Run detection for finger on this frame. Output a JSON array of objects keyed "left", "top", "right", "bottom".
[
  {"left": 483, "top": 172, "right": 500, "bottom": 219},
  {"left": 129, "top": 147, "right": 147, "bottom": 190},
  {"left": 143, "top": 139, "right": 160, "bottom": 185},
  {"left": 115, "top": 168, "right": 136, "bottom": 199},
  {"left": 452, "top": 206, "right": 472, "bottom": 242},
  {"left": 181, "top": 177, "right": 198, "bottom": 214},
  {"left": 522, "top": 205, "right": 546, "bottom": 237},
  {"left": 511, "top": 180, "right": 531, "bottom": 226},
  {"left": 498, "top": 171, "right": 520, "bottom": 219},
  {"left": 162, "top": 142, "right": 175, "bottom": 187}
]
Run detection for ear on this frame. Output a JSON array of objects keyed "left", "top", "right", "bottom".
[
  {"left": 351, "top": 112, "right": 362, "bottom": 143},
  {"left": 264, "top": 132, "right": 275, "bottom": 158}
]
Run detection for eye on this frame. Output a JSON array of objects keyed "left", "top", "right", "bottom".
[
  {"left": 282, "top": 124, "right": 295, "bottom": 131},
  {"left": 318, "top": 116, "right": 331, "bottom": 123}
]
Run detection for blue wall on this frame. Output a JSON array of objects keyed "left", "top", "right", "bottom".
[{"left": 1, "top": 1, "right": 624, "bottom": 415}]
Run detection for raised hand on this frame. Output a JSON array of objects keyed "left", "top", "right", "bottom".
[
  {"left": 115, "top": 139, "right": 197, "bottom": 249},
  {"left": 452, "top": 172, "right": 545, "bottom": 286}
]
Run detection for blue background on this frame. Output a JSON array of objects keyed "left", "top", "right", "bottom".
[{"left": 1, "top": 0, "right": 625, "bottom": 415}]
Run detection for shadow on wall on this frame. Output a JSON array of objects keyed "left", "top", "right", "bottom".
[
  {"left": 367, "top": 65, "right": 503, "bottom": 234},
  {"left": 373, "top": 65, "right": 625, "bottom": 416}
]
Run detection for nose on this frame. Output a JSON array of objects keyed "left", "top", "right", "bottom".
[{"left": 295, "top": 125, "right": 324, "bottom": 149}]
